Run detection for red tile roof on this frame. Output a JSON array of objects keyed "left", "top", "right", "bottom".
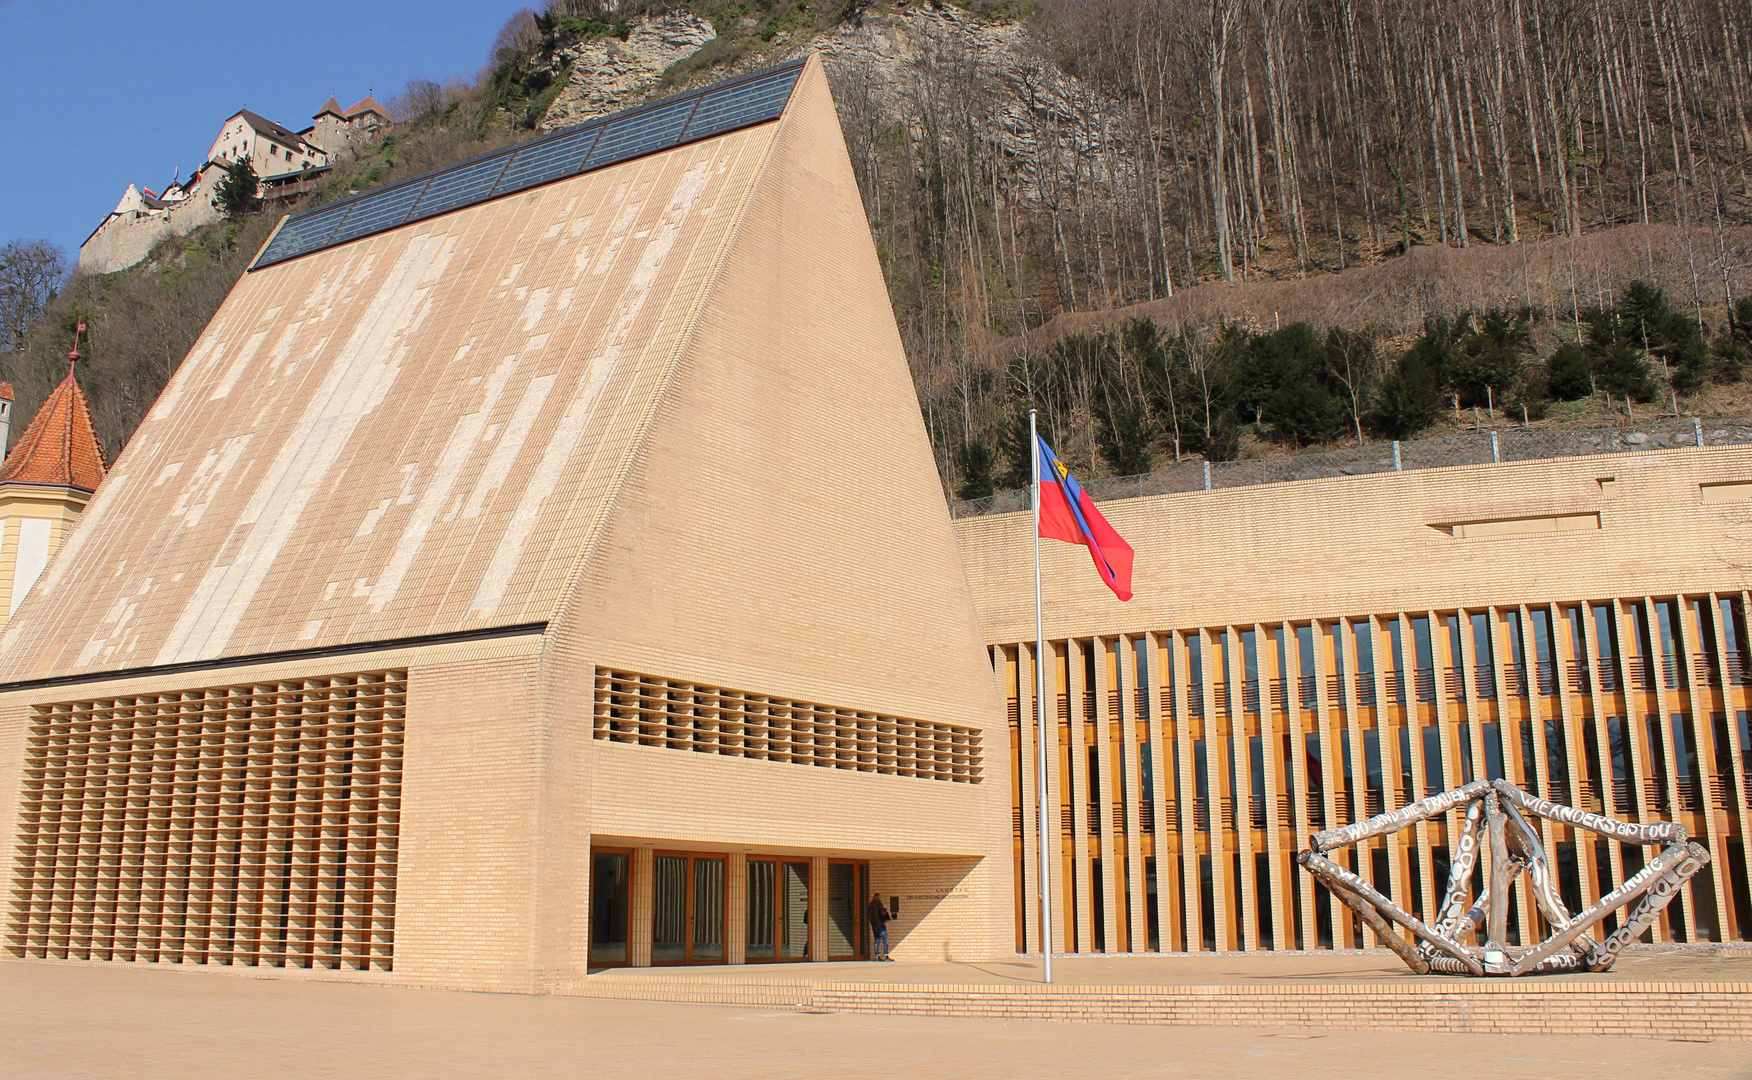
[
  {"left": 314, "top": 96, "right": 345, "bottom": 120},
  {"left": 0, "top": 365, "right": 107, "bottom": 493},
  {"left": 345, "top": 96, "right": 389, "bottom": 121}
]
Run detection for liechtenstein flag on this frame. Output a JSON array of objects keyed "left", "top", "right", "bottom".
[{"left": 1036, "top": 435, "right": 1135, "bottom": 601}]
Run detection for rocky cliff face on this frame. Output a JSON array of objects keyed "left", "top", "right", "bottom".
[
  {"left": 539, "top": 13, "right": 719, "bottom": 129},
  {"left": 537, "top": 5, "right": 1123, "bottom": 203}
]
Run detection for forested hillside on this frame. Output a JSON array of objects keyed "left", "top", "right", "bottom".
[{"left": 4, "top": 0, "right": 1750, "bottom": 498}]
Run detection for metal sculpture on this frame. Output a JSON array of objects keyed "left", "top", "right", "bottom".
[{"left": 1298, "top": 778, "right": 1710, "bottom": 975}]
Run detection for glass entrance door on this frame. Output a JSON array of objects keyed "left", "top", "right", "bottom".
[
  {"left": 746, "top": 858, "right": 812, "bottom": 962},
  {"left": 653, "top": 853, "right": 726, "bottom": 965},
  {"left": 589, "top": 850, "right": 630, "bottom": 965},
  {"left": 826, "top": 861, "right": 867, "bottom": 959}
]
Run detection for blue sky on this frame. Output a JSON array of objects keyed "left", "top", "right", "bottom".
[{"left": 0, "top": 0, "right": 522, "bottom": 260}]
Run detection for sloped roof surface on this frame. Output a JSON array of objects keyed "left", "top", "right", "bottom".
[
  {"left": 314, "top": 96, "right": 345, "bottom": 119},
  {"left": 0, "top": 111, "right": 780, "bottom": 681},
  {"left": 237, "top": 109, "right": 307, "bottom": 148},
  {"left": 0, "top": 365, "right": 107, "bottom": 494},
  {"left": 345, "top": 96, "right": 389, "bottom": 120}
]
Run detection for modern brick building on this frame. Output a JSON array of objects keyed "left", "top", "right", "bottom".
[
  {"left": 4, "top": 57, "right": 1750, "bottom": 995},
  {"left": 955, "top": 442, "right": 1752, "bottom": 956},
  {"left": 0, "top": 57, "right": 1012, "bottom": 992}
]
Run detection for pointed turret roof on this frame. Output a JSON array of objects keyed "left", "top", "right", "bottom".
[
  {"left": 0, "top": 363, "right": 107, "bottom": 494},
  {"left": 314, "top": 96, "right": 345, "bottom": 120}
]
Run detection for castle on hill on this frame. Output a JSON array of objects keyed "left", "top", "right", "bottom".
[{"left": 78, "top": 96, "right": 389, "bottom": 275}]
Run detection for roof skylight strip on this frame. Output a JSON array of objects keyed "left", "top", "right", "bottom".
[
  {"left": 325, "top": 180, "right": 431, "bottom": 246},
  {"left": 491, "top": 125, "right": 603, "bottom": 199},
  {"left": 581, "top": 96, "right": 701, "bottom": 171},
  {"left": 408, "top": 154, "right": 514, "bottom": 224},
  {"left": 251, "top": 59, "right": 805, "bottom": 270},
  {"left": 263, "top": 203, "right": 352, "bottom": 261},
  {"left": 681, "top": 71, "right": 800, "bottom": 141}
]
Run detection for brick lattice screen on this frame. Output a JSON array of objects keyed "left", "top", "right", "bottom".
[
  {"left": 8, "top": 671, "right": 406, "bottom": 970},
  {"left": 594, "top": 668, "right": 982, "bottom": 783}
]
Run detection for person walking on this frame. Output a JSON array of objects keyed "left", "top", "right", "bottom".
[{"left": 867, "top": 895, "right": 892, "bottom": 961}]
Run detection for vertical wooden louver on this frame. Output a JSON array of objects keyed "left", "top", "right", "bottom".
[{"left": 8, "top": 671, "right": 406, "bottom": 970}]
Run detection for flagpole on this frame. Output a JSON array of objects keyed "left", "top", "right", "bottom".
[{"left": 1031, "top": 409, "right": 1053, "bottom": 984}]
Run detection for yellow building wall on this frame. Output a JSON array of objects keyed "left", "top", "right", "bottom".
[
  {"left": 549, "top": 59, "right": 1013, "bottom": 968},
  {"left": 0, "top": 487, "right": 89, "bottom": 631},
  {"left": 955, "top": 445, "right": 1752, "bottom": 954}
]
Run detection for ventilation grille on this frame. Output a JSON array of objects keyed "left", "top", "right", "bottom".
[
  {"left": 594, "top": 669, "right": 982, "bottom": 783},
  {"left": 8, "top": 672, "right": 406, "bottom": 970}
]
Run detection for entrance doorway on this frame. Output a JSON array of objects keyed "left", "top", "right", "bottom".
[
  {"left": 654, "top": 853, "right": 726, "bottom": 964},
  {"left": 826, "top": 860, "right": 868, "bottom": 960},
  {"left": 589, "top": 849, "right": 630, "bottom": 965},
  {"left": 746, "top": 858, "right": 810, "bottom": 961},
  {"left": 591, "top": 847, "right": 871, "bottom": 966}
]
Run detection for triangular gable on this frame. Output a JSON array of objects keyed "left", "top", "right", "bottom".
[
  {"left": 0, "top": 96, "right": 785, "bottom": 679},
  {"left": 554, "top": 58, "right": 1002, "bottom": 732}
]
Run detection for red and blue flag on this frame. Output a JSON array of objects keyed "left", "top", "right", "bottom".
[{"left": 1036, "top": 436, "right": 1134, "bottom": 602}]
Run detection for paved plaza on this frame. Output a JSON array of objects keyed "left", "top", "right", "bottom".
[
  {"left": 4, "top": 957, "right": 1750, "bottom": 1079},
  {"left": 582, "top": 944, "right": 1752, "bottom": 986}
]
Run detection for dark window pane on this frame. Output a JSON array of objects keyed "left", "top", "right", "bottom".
[
  {"left": 254, "top": 203, "right": 351, "bottom": 267},
  {"left": 493, "top": 126, "right": 600, "bottom": 197},
  {"left": 746, "top": 859, "right": 775, "bottom": 959},
  {"left": 683, "top": 69, "right": 800, "bottom": 140},
  {"left": 693, "top": 857, "right": 725, "bottom": 960},
  {"left": 409, "top": 153, "right": 513, "bottom": 222},
  {"left": 585, "top": 97, "right": 699, "bottom": 170},
  {"left": 588, "top": 852, "right": 629, "bottom": 964},
  {"left": 326, "top": 181, "right": 429, "bottom": 246},
  {"left": 827, "top": 863, "right": 856, "bottom": 957},
  {"left": 653, "top": 855, "right": 687, "bottom": 962},
  {"left": 781, "top": 861, "right": 809, "bottom": 959}
]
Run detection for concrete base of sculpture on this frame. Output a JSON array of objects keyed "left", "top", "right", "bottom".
[{"left": 1298, "top": 778, "right": 1710, "bottom": 976}]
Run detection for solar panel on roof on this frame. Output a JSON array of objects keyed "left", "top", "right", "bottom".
[
  {"left": 409, "top": 154, "right": 513, "bottom": 224},
  {"left": 256, "top": 203, "right": 351, "bottom": 265},
  {"left": 492, "top": 126, "right": 600, "bottom": 198},
  {"left": 682, "top": 70, "right": 800, "bottom": 140},
  {"left": 326, "top": 180, "right": 429, "bottom": 246},
  {"left": 582, "top": 96, "right": 700, "bottom": 171},
  {"left": 252, "top": 59, "right": 805, "bottom": 271}
]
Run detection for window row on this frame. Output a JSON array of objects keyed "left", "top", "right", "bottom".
[{"left": 589, "top": 849, "right": 872, "bottom": 966}]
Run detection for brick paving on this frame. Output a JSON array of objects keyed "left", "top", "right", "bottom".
[{"left": 5, "top": 957, "right": 1750, "bottom": 1080}]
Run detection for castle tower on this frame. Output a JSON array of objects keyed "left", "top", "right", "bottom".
[{"left": 0, "top": 363, "right": 107, "bottom": 627}]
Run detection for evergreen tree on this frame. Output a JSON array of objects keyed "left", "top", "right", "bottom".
[
  {"left": 1093, "top": 382, "right": 1156, "bottom": 476},
  {"left": 1711, "top": 334, "right": 1747, "bottom": 384},
  {"left": 1371, "top": 352, "right": 1442, "bottom": 438},
  {"left": 1715, "top": 298, "right": 1752, "bottom": 383},
  {"left": 956, "top": 440, "right": 996, "bottom": 500},
  {"left": 1417, "top": 307, "right": 1536, "bottom": 410},
  {"left": 1615, "top": 281, "right": 1670, "bottom": 354},
  {"left": 212, "top": 158, "right": 263, "bottom": 219},
  {"left": 1232, "top": 322, "right": 1349, "bottom": 445},
  {"left": 1662, "top": 310, "right": 1710, "bottom": 395},
  {"left": 1595, "top": 343, "right": 1660, "bottom": 403},
  {"left": 1544, "top": 344, "right": 1594, "bottom": 401}
]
